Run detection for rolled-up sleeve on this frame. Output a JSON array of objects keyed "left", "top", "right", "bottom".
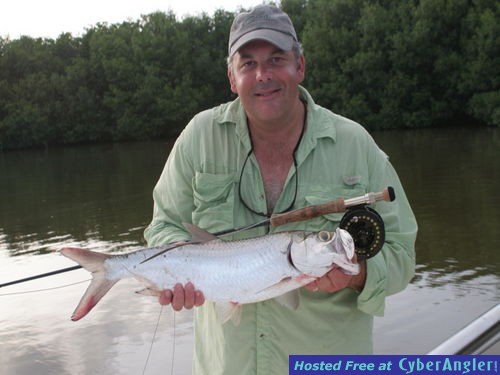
[
  {"left": 357, "top": 152, "right": 417, "bottom": 316},
  {"left": 144, "top": 128, "right": 195, "bottom": 246}
]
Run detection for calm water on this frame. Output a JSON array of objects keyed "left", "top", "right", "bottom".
[{"left": 0, "top": 127, "right": 499, "bottom": 374}]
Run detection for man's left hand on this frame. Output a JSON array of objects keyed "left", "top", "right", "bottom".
[{"left": 304, "top": 260, "right": 367, "bottom": 293}]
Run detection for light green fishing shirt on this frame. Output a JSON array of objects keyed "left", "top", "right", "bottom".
[{"left": 144, "top": 87, "right": 417, "bottom": 375}]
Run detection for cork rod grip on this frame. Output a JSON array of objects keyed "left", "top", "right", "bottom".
[{"left": 269, "top": 198, "right": 346, "bottom": 227}]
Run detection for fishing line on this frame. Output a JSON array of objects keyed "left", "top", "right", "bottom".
[
  {"left": 171, "top": 311, "right": 177, "bottom": 375},
  {"left": 0, "top": 279, "right": 91, "bottom": 296},
  {"left": 142, "top": 305, "right": 164, "bottom": 375}
]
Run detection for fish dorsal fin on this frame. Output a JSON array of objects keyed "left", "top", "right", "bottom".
[
  {"left": 183, "top": 223, "right": 219, "bottom": 243},
  {"left": 273, "top": 290, "right": 300, "bottom": 310},
  {"left": 215, "top": 302, "right": 243, "bottom": 326}
]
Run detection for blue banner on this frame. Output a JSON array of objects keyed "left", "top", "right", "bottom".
[{"left": 289, "top": 355, "right": 499, "bottom": 375}]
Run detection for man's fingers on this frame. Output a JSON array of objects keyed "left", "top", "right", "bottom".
[
  {"left": 171, "top": 283, "right": 185, "bottom": 311},
  {"left": 304, "top": 280, "right": 319, "bottom": 292},
  {"left": 316, "top": 275, "right": 335, "bottom": 292},
  {"left": 159, "top": 289, "right": 173, "bottom": 305},
  {"left": 194, "top": 290, "right": 205, "bottom": 306},
  {"left": 158, "top": 283, "right": 205, "bottom": 310},
  {"left": 184, "top": 282, "right": 195, "bottom": 309}
]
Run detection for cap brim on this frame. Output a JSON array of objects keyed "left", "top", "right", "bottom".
[{"left": 229, "top": 29, "right": 294, "bottom": 56}]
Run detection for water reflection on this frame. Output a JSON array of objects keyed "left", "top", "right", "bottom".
[
  {"left": 0, "top": 141, "right": 174, "bottom": 256},
  {"left": 0, "top": 128, "right": 499, "bottom": 373},
  {"left": 1, "top": 251, "right": 194, "bottom": 375},
  {"left": 373, "top": 127, "right": 500, "bottom": 278}
]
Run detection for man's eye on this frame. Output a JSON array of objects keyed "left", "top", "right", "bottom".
[
  {"left": 271, "top": 57, "right": 284, "bottom": 64},
  {"left": 241, "top": 61, "right": 255, "bottom": 69}
]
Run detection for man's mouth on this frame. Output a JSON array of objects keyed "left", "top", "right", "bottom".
[{"left": 254, "top": 88, "right": 281, "bottom": 97}]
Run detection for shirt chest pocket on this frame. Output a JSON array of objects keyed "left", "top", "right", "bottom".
[{"left": 192, "top": 172, "right": 235, "bottom": 232}]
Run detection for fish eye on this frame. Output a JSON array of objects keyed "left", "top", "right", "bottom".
[{"left": 318, "top": 231, "right": 332, "bottom": 242}]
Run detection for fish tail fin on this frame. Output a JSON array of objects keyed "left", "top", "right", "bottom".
[{"left": 61, "top": 247, "right": 118, "bottom": 321}]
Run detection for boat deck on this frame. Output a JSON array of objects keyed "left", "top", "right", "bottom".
[{"left": 428, "top": 304, "right": 499, "bottom": 355}]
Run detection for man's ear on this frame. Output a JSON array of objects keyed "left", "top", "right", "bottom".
[
  {"left": 228, "top": 68, "right": 238, "bottom": 94},
  {"left": 297, "top": 55, "right": 306, "bottom": 84}
]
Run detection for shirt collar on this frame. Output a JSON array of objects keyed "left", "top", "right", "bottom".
[{"left": 214, "top": 86, "right": 337, "bottom": 154}]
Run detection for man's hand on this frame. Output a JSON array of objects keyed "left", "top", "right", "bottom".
[
  {"left": 158, "top": 282, "right": 205, "bottom": 311},
  {"left": 304, "top": 260, "right": 367, "bottom": 293}
]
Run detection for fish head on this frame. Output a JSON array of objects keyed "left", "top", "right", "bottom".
[{"left": 290, "top": 228, "right": 357, "bottom": 277}]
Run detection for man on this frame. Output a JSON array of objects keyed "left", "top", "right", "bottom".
[{"left": 144, "top": 5, "right": 417, "bottom": 374}]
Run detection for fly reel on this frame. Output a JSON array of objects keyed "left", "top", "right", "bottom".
[{"left": 339, "top": 206, "right": 385, "bottom": 259}]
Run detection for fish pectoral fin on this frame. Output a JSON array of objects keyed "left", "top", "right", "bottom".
[
  {"left": 183, "top": 223, "right": 219, "bottom": 243},
  {"left": 252, "top": 277, "right": 301, "bottom": 310},
  {"left": 273, "top": 290, "right": 300, "bottom": 310},
  {"left": 215, "top": 302, "right": 243, "bottom": 326}
]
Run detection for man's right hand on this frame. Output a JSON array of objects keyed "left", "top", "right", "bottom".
[{"left": 159, "top": 282, "right": 205, "bottom": 311}]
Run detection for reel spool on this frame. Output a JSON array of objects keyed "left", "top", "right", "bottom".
[{"left": 339, "top": 206, "right": 385, "bottom": 259}]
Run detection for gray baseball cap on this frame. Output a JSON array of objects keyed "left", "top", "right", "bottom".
[{"left": 228, "top": 5, "right": 298, "bottom": 56}]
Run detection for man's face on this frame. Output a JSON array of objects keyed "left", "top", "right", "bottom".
[{"left": 228, "top": 40, "right": 305, "bottom": 125}]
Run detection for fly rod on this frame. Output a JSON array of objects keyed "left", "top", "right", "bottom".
[
  {"left": 214, "top": 186, "right": 395, "bottom": 235},
  {"left": 0, "top": 187, "right": 394, "bottom": 288},
  {"left": 0, "top": 265, "right": 82, "bottom": 288}
]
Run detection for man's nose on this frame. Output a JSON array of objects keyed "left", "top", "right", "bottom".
[{"left": 256, "top": 63, "right": 273, "bottom": 81}]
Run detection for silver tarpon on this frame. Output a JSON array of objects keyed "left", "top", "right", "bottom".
[{"left": 61, "top": 224, "right": 359, "bottom": 324}]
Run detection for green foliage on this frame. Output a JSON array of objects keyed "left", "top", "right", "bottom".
[
  {"left": 459, "top": 0, "right": 500, "bottom": 126},
  {"left": 0, "top": 1, "right": 498, "bottom": 149},
  {"left": 302, "top": 0, "right": 499, "bottom": 129}
]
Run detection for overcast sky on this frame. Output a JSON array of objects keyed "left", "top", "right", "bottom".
[{"left": 1, "top": 0, "right": 265, "bottom": 40}]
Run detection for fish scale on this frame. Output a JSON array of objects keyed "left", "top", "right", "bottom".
[
  {"left": 61, "top": 226, "right": 359, "bottom": 323},
  {"left": 125, "top": 233, "right": 298, "bottom": 302}
]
